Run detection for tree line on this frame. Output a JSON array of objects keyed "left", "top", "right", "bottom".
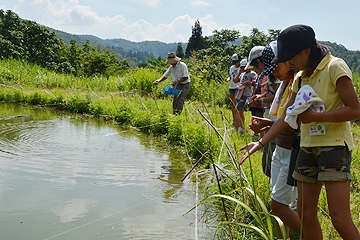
[
  {"left": 0, "top": 9, "right": 130, "bottom": 78},
  {"left": 1, "top": 9, "right": 359, "bottom": 79},
  {"left": 180, "top": 20, "right": 360, "bottom": 78}
]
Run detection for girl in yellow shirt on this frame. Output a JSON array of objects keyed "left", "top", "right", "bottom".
[{"left": 240, "top": 25, "right": 360, "bottom": 240}]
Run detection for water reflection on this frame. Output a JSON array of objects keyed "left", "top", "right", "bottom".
[
  {"left": 0, "top": 103, "right": 207, "bottom": 239},
  {"left": 52, "top": 199, "right": 98, "bottom": 223}
]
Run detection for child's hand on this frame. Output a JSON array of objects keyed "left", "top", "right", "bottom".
[
  {"left": 298, "top": 109, "right": 319, "bottom": 124},
  {"left": 239, "top": 141, "right": 263, "bottom": 164},
  {"left": 249, "top": 116, "right": 271, "bottom": 133}
]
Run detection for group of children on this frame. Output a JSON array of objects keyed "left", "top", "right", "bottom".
[
  {"left": 228, "top": 24, "right": 360, "bottom": 240},
  {"left": 226, "top": 54, "right": 256, "bottom": 133}
]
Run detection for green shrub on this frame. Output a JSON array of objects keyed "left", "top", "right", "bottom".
[
  {"left": 149, "top": 110, "right": 169, "bottom": 136},
  {"left": 183, "top": 123, "right": 214, "bottom": 160},
  {"left": 26, "top": 92, "right": 49, "bottom": 105},
  {"left": 66, "top": 96, "right": 90, "bottom": 113},
  {"left": 114, "top": 103, "right": 132, "bottom": 124},
  {"left": 0, "top": 69, "right": 17, "bottom": 84},
  {"left": 116, "top": 68, "right": 160, "bottom": 96},
  {"left": 131, "top": 110, "right": 152, "bottom": 133},
  {"left": 4, "top": 89, "right": 24, "bottom": 102},
  {"left": 167, "top": 116, "right": 184, "bottom": 144},
  {"left": 88, "top": 101, "right": 104, "bottom": 117}
]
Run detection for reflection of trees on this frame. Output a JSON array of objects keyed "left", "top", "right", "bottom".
[
  {"left": 160, "top": 147, "right": 190, "bottom": 202},
  {"left": 158, "top": 166, "right": 186, "bottom": 201}
]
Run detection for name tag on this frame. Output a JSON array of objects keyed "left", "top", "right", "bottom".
[{"left": 309, "top": 123, "right": 326, "bottom": 136}]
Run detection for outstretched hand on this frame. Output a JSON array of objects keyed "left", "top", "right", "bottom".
[
  {"left": 238, "top": 141, "right": 263, "bottom": 165},
  {"left": 249, "top": 116, "right": 271, "bottom": 134}
]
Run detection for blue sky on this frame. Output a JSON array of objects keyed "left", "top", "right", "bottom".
[{"left": 1, "top": 0, "right": 360, "bottom": 50}]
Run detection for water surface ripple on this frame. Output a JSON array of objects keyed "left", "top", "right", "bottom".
[{"left": 0, "top": 103, "right": 206, "bottom": 240}]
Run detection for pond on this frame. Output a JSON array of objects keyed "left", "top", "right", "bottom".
[{"left": 0, "top": 103, "right": 208, "bottom": 239}]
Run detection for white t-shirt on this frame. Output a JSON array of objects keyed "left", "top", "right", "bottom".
[
  {"left": 228, "top": 65, "right": 241, "bottom": 89},
  {"left": 164, "top": 61, "right": 190, "bottom": 84}
]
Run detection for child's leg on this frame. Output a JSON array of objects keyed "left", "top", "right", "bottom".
[
  {"left": 230, "top": 94, "right": 240, "bottom": 130},
  {"left": 271, "top": 199, "right": 300, "bottom": 237},
  {"left": 325, "top": 181, "right": 360, "bottom": 240},
  {"left": 239, "top": 109, "right": 245, "bottom": 129},
  {"left": 297, "top": 181, "right": 322, "bottom": 240}
]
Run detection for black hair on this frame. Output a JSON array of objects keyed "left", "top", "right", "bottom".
[
  {"left": 307, "top": 44, "right": 331, "bottom": 70},
  {"left": 269, "top": 73, "right": 277, "bottom": 83},
  {"left": 250, "top": 56, "right": 263, "bottom": 68},
  {"left": 268, "top": 73, "right": 278, "bottom": 95},
  {"left": 288, "top": 66, "right": 296, "bottom": 77}
]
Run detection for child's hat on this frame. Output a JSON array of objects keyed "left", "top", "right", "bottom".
[
  {"left": 245, "top": 46, "right": 265, "bottom": 70},
  {"left": 277, "top": 24, "right": 317, "bottom": 62},
  {"left": 261, "top": 41, "right": 278, "bottom": 77},
  {"left": 231, "top": 53, "right": 240, "bottom": 64}
]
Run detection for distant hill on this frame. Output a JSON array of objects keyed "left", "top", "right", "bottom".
[
  {"left": 319, "top": 41, "right": 360, "bottom": 73},
  {"left": 50, "top": 28, "right": 360, "bottom": 73},
  {"left": 50, "top": 28, "right": 187, "bottom": 65}
]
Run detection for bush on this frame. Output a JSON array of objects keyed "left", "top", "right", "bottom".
[
  {"left": 116, "top": 68, "right": 160, "bottom": 96},
  {"left": 26, "top": 92, "right": 49, "bottom": 105},
  {"left": 131, "top": 110, "right": 152, "bottom": 133},
  {"left": 114, "top": 103, "right": 132, "bottom": 124},
  {"left": 166, "top": 116, "right": 184, "bottom": 144},
  {"left": 3, "top": 89, "right": 24, "bottom": 102},
  {"left": 150, "top": 110, "right": 169, "bottom": 136},
  {"left": 66, "top": 96, "right": 90, "bottom": 113}
]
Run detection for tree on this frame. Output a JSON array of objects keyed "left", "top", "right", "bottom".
[
  {"left": 185, "top": 20, "right": 206, "bottom": 58},
  {"left": 176, "top": 43, "right": 184, "bottom": 58},
  {"left": 186, "top": 29, "right": 241, "bottom": 83},
  {"left": 237, "top": 28, "right": 281, "bottom": 58}
]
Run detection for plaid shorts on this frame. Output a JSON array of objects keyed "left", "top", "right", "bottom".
[{"left": 293, "top": 145, "right": 352, "bottom": 183}]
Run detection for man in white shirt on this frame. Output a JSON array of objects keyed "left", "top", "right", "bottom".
[{"left": 153, "top": 52, "right": 191, "bottom": 114}]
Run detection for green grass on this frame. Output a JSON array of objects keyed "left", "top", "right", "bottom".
[{"left": 0, "top": 58, "right": 359, "bottom": 239}]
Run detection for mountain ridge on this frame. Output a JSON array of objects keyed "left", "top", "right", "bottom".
[
  {"left": 49, "top": 27, "right": 360, "bottom": 73},
  {"left": 50, "top": 28, "right": 186, "bottom": 58}
]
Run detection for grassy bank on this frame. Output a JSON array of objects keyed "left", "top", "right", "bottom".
[{"left": 1, "top": 58, "right": 360, "bottom": 239}]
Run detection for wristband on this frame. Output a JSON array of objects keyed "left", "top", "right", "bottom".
[
  {"left": 258, "top": 140, "right": 264, "bottom": 147},
  {"left": 261, "top": 97, "right": 266, "bottom": 105}
]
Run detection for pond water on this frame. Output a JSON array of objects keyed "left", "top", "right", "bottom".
[{"left": 0, "top": 103, "right": 207, "bottom": 239}]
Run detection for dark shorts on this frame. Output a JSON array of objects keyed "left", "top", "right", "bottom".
[
  {"left": 229, "top": 88, "right": 237, "bottom": 95},
  {"left": 293, "top": 145, "right": 352, "bottom": 183},
  {"left": 236, "top": 95, "right": 248, "bottom": 110}
]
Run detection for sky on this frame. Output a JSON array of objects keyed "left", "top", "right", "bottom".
[{"left": 1, "top": 0, "right": 360, "bottom": 51}]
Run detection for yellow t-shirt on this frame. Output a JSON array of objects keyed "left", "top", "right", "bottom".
[
  {"left": 277, "top": 78, "right": 294, "bottom": 117},
  {"left": 291, "top": 53, "right": 354, "bottom": 150}
]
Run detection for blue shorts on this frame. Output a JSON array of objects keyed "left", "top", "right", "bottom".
[
  {"left": 236, "top": 95, "right": 248, "bottom": 110},
  {"left": 229, "top": 88, "right": 237, "bottom": 95}
]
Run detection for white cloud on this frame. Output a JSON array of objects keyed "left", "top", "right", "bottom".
[
  {"left": 133, "top": 0, "right": 161, "bottom": 7},
  {"left": 9, "top": 0, "right": 252, "bottom": 43},
  {"left": 52, "top": 198, "right": 97, "bottom": 223},
  {"left": 191, "top": 1, "right": 211, "bottom": 7},
  {"left": 229, "top": 23, "right": 253, "bottom": 36}
]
